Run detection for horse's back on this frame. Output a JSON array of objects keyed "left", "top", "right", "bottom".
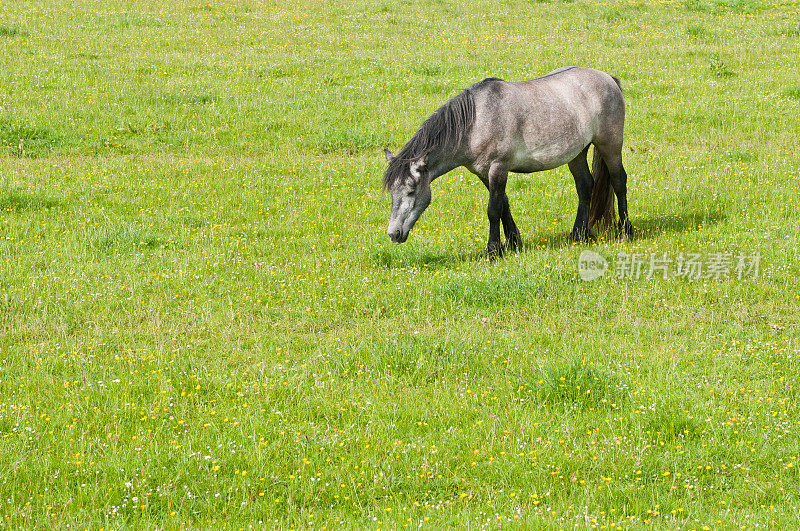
[
  {"left": 467, "top": 67, "right": 624, "bottom": 173},
  {"left": 528, "top": 66, "right": 623, "bottom": 109}
]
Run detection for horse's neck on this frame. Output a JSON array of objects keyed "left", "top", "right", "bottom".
[{"left": 428, "top": 152, "right": 462, "bottom": 181}]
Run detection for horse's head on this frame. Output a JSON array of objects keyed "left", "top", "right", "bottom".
[{"left": 383, "top": 149, "right": 432, "bottom": 244}]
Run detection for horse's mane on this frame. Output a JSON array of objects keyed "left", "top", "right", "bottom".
[{"left": 383, "top": 86, "right": 477, "bottom": 190}]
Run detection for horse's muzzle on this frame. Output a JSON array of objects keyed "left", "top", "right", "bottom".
[{"left": 389, "top": 230, "right": 408, "bottom": 244}]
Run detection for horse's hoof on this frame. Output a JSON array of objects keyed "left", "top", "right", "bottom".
[
  {"left": 506, "top": 234, "right": 522, "bottom": 252},
  {"left": 487, "top": 242, "right": 504, "bottom": 260},
  {"left": 569, "top": 229, "right": 594, "bottom": 243},
  {"left": 617, "top": 221, "right": 633, "bottom": 241}
]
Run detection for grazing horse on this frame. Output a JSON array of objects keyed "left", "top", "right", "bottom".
[{"left": 382, "top": 66, "right": 632, "bottom": 257}]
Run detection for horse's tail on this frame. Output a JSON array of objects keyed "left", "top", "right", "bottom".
[{"left": 588, "top": 147, "right": 616, "bottom": 229}]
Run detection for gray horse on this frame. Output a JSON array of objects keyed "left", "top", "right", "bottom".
[{"left": 383, "top": 66, "right": 632, "bottom": 257}]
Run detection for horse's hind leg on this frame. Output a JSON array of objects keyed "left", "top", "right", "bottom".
[
  {"left": 567, "top": 147, "right": 595, "bottom": 242},
  {"left": 612, "top": 164, "right": 633, "bottom": 238},
  {"left": 596, "top": 146, "right": 633, "bottom": 239}
]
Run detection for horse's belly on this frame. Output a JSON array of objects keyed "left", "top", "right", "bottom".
[{"left": 509, "top": 139, "right": 587, "bottom": 173}]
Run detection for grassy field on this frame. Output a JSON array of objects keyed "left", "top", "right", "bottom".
[{"left": 2, "top": 0, "right": 800, "bottom": 528}]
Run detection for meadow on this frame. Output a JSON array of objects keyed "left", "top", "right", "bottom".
[{"left": 1, "top": 0, "right": 800, "bottom": 528}]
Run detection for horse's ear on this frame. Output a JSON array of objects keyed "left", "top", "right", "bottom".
[{"left": 383, "top": 148, "right": 395, "bottom": 164}]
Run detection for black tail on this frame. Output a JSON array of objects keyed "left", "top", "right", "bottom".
[{"left": 588, "top": 147, "right": 616, "bottom": 229}]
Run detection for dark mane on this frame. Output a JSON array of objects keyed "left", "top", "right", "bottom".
[{"left": 383, "top": 86, "right": 477, "bottom": 190}]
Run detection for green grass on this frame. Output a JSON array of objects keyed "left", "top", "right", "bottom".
[
  {"left": 0, "top": 123, "right": 63, "bottom": 156},
  {"left": 1, "top": 0, "right": 800, "bottom": 528},
  {"left": 685, "top": 0, "right": 767, "bottom": 13}
]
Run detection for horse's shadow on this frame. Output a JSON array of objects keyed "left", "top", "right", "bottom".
[
  {"left": 524, "top": 209, "right": 727, "bottom": 250},
  {"left": 373, "top": 247, "right": 482, "bottom": 270},
  {"left": 373, "top": 209, "right": 727, "bottom": 268},
  {"left": 629, "top": 209, "right": 726, "bottom": 237}
]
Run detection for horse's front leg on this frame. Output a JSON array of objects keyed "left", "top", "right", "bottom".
[{"left": 486, "top": 165, "right": 509, "bottom": 259}]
